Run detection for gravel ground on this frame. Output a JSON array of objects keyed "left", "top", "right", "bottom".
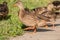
[{"left": 10, "top": 19, "right": 60, "bottom": 40}]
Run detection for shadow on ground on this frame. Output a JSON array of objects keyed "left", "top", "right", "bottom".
[
  {"left": 25, "top": 28, "right": 54, "bottom": 32},
  {"left": 48, "top": 24, "right": 60, "bottom": 27},
  {"left": 24, "top": 24, "right": 60, "bottom": 32}
]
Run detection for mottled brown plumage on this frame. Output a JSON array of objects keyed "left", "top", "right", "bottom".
[
  {"left": 30, "top": 3, "right": 57, "bottom": 28},
  {"left": 14, "top": 1, "right": 49, "bottom": 32}
]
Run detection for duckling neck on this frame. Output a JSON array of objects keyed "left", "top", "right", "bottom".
[{"left": 18, "top": 6, "right": 25, "bottom": 19}]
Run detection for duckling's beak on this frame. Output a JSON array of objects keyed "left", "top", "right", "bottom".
[{"left": 13, "top": 4, "right": 17, "bottom": 7}]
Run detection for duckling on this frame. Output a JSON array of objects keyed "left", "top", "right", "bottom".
[
  {"left": 24, "top": 5, "right": 56, "bottom": 28},
  {"left": 31, "top": 3, "right": 57, "bottom": 28},
  {"left": 42, "top": 3, "right": 56, "bottom": 28},
  {"left": 51, "top": 1, "right": 60, "bottom": 18},
  {"left": 44, "top": 3, "right": 58, "bottom": 28},
  {"left": 0, "top": 1, "right": 8, "bottom": 19},
  {"left": 14, "top": 1, "right": 50, "bottom": 32}
]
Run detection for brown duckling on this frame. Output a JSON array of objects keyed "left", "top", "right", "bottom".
[
  {"left": 14, "top": 1, "right": 49, "bottom": 32},
  {"left": 31, "top": 3, "right": 57, "bottom": 28},
  {"left": 52, "top": 1, "right": 60, "bottom": 18},
  {"left": 42, "top": 3, "right": 56, "bottom": 28}
]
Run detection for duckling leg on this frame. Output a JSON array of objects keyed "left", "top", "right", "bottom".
[
  {"left": 24, "top": 27, "right": 33, "bottom": 30},
  {"left": 24, "top": 26, "right": 35, "bottom": 30},
  {"left": 33, "top": 26, "right": 36, "bottom": 33},
  {"left": 52, "top": 21, "right": 55, "bottom": 29},
  {"left": 51, "top": 18, "right": 55, "bottom": 29},
  {"left": 45, "top": 25, "right": 48, "bottom": 29},
  {"left": 29, "top": 26, "right": 36, "bottom": 34},
  {"left": 24, "top": 26, "right": 36, "bottom": 32}
]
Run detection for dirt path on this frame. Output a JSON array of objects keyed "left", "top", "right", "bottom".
[{"left": 10, "top": 19, "right": 60, "bottom": 40}]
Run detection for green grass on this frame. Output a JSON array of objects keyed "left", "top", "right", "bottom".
[
  {"left": 0, "top": 0, "right": 23, "bottom": 40},
  {"left": 0, "top": 0, "right": 54, "bottom": 40}
]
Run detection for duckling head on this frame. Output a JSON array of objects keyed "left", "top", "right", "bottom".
[
  {"left": 47, "top": 3, "right": 55, "bottom": 11},
  {"left": 13, "top": 0, "right": 24, "bottom": 9}
]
